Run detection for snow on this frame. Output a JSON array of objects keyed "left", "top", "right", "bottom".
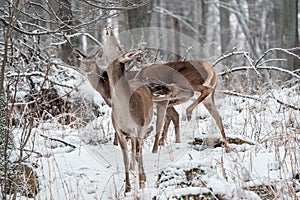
[{"left": 9, "top": 67, "right": 300, "bottom": 199}]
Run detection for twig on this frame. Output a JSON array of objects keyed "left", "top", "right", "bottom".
[
  {"left": 255, "top": 48, "right": 300, "bottom": 67},
  {"left": 40, "top": 134, "right": 76, "bottom": 149},
  {"left": 212, "top": 51, "right": 248, "bottom": 67},
  {"left": 5, "top": 71, "right": 75, "bottom": 89},
  {"left": 222, "top": 90, "right": 300, "bottom": 111},
  {"left": 221, "top": 90, "right": 261, "bottom": 101},
  {"left": 218, "top": 65, "right": 300, "bottom": 79},
  {"left": 276, "top": 99, "right": 300, "bottom": 111}
]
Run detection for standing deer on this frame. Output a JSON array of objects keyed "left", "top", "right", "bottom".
[
  {"left": 73, "top": 48, "right": 193, "bottom": 148},
  {"left": 102, "top": 28, "right": 228, "bottom": 151},
  {"left": 106, "top": 50, "right": 194, "bottom": 192},
  {"left": 102, "top": 28, "right": 195, "bottom": 153},
  {"left": 73, "top": 28, "right": 229, "bottom": 152},
  {"left": 107, "top": 50, "right": 151, "bottom": 192}
]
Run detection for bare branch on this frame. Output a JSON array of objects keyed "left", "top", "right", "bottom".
[
  {"left": 81, "top": 0, "right": 151, "bottom": 11},
  {"left": 221, "top": 90, "right": 261, "bottom": 101},
  {"left": 255, "top": 48, "right": 300, "bottom": 67},
  {"left": 276, "top": 99, "right": 300, "bottom": 111},
  {"left": 40, "top": 134, "right": 76, "bottom": 149},
  {"left": 212, "top": 51, "right": 248, "bottom": 67},
  {"left": 218, "top": 65, "right": 300, "bottom": 79},
  {"left": 222, "top": 90, "right": 300, "bottom": 111}
]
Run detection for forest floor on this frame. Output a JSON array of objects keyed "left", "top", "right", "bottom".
[{"left": 11, "top": 75, "right": 300, "bottom": 199}]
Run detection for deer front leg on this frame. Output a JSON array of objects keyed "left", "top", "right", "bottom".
[
  {"left": 113, "top": 132, "right": 118, "bottom": 146},
  {"left": 159, "top": 114, "right": 171, "bottom": 146},
  {"left": 152, "top": 100, "right": 168, "bottom": 153},
  {"left": 159, "top": 107, "right": 180, "bottom": 145},
  {"left": 117, "top": 133, "right": 131, "bottom": 192}
]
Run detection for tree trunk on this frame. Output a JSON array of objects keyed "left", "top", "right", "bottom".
[
  {"left": 219, "top": 0, "right": 231, "bottom": 54},
  {"left": 281, "top": 0, "right": 299, "bottom": 71},
  {"left": 199, "top": 0, "right": 208, "bottom": 45},
  {"left": 124, "top": 0, "right": 152, "bottom": 49},
  {"left": 57, "top": 0, "right": 75, "bottom": 65}
]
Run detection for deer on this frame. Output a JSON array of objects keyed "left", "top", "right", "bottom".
[
  {"left": 102, "top": 28, "right": 229, "bottom": 151},
  {"left": 73, "top": 48, "right": 193, "bottom": 149},
  {"left": 103, "top": 28, "right": 229, "bottom": 150},
  {"left": 135, "top": 60, "right": 229, "bottom": 151},
  {"left": 74, "top": 28, "right": 229, "bottom": 153},
  {"left": 105, "top": 50, "right": 196, "bottom": 192}
]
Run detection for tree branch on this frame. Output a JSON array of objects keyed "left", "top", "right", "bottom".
[
  {"left": 218, "top": 65, "right": 300, "bottom": 79},
  {"left": 40, "top": 134, "right": 76, "bottom": 149}
]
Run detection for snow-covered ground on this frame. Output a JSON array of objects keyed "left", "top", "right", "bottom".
[{"left": 10, "top": 67, "right": 300, "bottom": 199}]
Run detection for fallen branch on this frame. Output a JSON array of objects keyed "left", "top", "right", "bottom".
[{"left": 40, "top": 134, "right": 76, "bottom": 149}]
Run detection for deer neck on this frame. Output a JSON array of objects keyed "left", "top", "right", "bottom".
[
  {"left": 107, "top": 62, "right": 132, "bottom": 103},
  {"left": 86, "top": 62, "right": 112, "bottom": 106}
]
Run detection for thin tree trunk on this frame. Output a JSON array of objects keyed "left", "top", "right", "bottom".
[
  {"left": 219, "top": 0, "right": 231, "bottom": 54},
  {"left": 281, "top": 0, "right": 299, "bottom": 71}
]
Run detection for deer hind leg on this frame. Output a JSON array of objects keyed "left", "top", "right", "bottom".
[
  {"left": 136, "top": 138, "right": 146, "bottom": 189},
  {"left": 186, "top": 87, "right": 212, "bottom": 121},
  {"left": 202, "top": 94, "right": 229, "bottom": 151},
  {"left": 152, "top": 100, "right": 168, "bottom": 153},
  {"left": 159, "top": 107, "right": 180, "bottom": 146},
  {"left": 117, "top": 132, "right": 131, "bottom": 192}
]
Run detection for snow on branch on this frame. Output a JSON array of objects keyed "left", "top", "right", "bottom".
[
  {"left": 218, "top": 65, "right": 300, "bottom": 79},
  {"left": 214, "top": 47, "right": 300, "bottom": 79},
  {"left": 255, "top": 47, "right": 300, "bottom": 67},
  {"left": 221, "top": 90, "right": 300, "bottom": 111},
  {"left": 53, "top": 32, "right": 103, "bottom": 46},
  {"left": 212, "top": 51, "right": 248, "bottom": 67},
  {"left": 40, "top": 134, "right": 76, "bottom": 149},
  {"left": 276, "top": 99, "right": 300, "bottom": 111},
  {"left": 221, "top": 90, "right": 261, "bottom": 101},
  {"left": 5, "top": 71, "right": 76, "bottom": 90}
]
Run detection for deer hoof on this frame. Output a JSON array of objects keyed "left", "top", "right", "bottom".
[
  {"left": 152, "top": 148, "right": 158, "bottom": 153},
  {"left": 125, "top": 184, "right": 131, "bottom": 193}
]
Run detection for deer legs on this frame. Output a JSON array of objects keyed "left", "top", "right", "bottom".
[
  {"left": 117, "top": 132, "right": 131, "bottom": 192},
  {"left": 159, "top": 107, "right": 180, "bottom": 146},
  {"left": 152, "top": 100, "right": 169, "bottom": 153}
]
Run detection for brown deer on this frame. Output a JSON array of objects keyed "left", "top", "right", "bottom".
[
  {"left": 73, "top": 48, "right": 193, "bottom": 149},
  {"left": 135, "top": 60, "right": 229, "bottom": 151},
  {"left": 107, "top": 50, "right": 151, "bottom": 192},
  {"left": 102, "top": 28, "right": 228, "bottom": 151},
  {"left": 106, "top": 50, "right": 194, "bottom": 192}
]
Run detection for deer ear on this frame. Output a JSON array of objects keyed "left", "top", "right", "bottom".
[{"left": 119, "top": 50, "right": 142, "bottom": 63}]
